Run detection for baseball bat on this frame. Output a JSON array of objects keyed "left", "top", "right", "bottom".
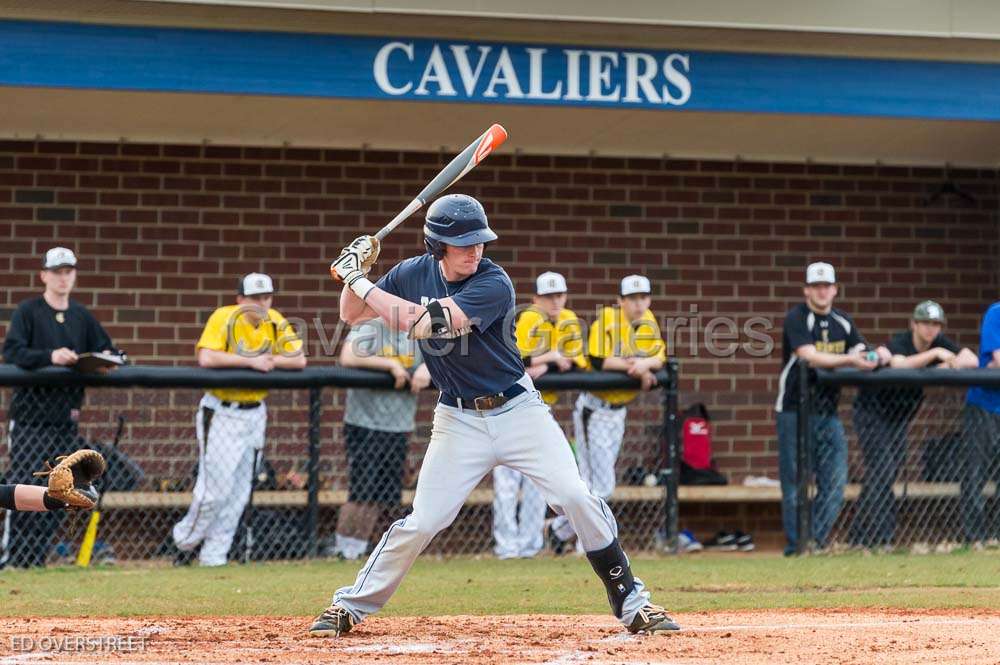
[
  {"left": 76, "top": 414, "right": 125, "bottom": 567},
  {"left": 366, "top": 124, "right": 507, "bottom": 240},
  {"left": 376, "top": 123, "right": 508, "bottom": 241},
  {"left": 331, "top": 123, "right": 507, "bottom": 282}
]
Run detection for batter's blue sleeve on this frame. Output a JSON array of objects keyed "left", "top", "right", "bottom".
[
  {"left": 375, "top": 262, "right": 405, "bottom": 299},
  {"left": 452, "top": 273, "right": 513, "bottom": 332}
]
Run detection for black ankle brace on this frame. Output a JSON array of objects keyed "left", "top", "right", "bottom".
[{"left": 585, "top": 537, "right": 635, "bottom": 618}]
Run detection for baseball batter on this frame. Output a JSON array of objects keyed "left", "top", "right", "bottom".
[{"left": 313, "top": 194, "right": 678, "bottom": 637}]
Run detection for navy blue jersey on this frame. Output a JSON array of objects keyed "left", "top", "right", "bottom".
[{"left": 376, "top": 254, "right": 524, "bottom": 400}]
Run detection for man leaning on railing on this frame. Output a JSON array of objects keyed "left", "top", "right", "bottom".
[
  {"left": 170, "top": 273, "right": 306, "bottom": 567},
  {"left": 849, "top": 300, "right": 976, "bottom": 549},
  {"left": 775, "top": 262, "right": 887, "bottom": 556}
]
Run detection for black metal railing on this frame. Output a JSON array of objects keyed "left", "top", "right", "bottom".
[
  {"left": 795, "top": 365, "right": 1000, "bottom": 554},
  {"left": 0, "top": 361, "right": 679, "bottom": 567}
]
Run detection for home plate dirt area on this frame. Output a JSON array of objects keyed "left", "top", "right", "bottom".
[{"left": 1, "top": 610, "right": 998, "bottom": 664}]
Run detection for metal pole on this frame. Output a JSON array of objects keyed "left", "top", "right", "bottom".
[
  {"left": 663, "top": 359, "right": 680, "bottom": 554},
  {"left": 796, "top": 361, "right": 813, "bottom": 555},
  {"left": 306, "top": 386, "right": 321, "bottom": 558}
]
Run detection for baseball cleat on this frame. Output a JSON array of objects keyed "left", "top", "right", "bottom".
[
  {"left": 627, "top": 603, "right": 681, "bottom": 634},
  {"left": 309, "top": 604, "right": 357, "bottom": 637}
]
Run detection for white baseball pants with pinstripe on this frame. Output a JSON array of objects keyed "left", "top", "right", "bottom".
[{"left": 172, "top": 393, "right": 265, "bottom": 567}]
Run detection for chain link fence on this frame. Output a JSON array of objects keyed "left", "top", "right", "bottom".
[
  {"left": 0, "top": 364, "right": 677, "bottom": 567},
  {"left": 794, "top": 366, "right": 1000, "bottom": 553}
]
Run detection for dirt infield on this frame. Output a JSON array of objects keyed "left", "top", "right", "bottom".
[{"left": 1, "top": 610, "right": 998, "bottom": 664}]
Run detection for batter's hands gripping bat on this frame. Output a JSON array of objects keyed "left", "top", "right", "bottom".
[
  {"left": 76, "top": 414, "right": 125, "bottom": 567},
  {"left": 331, "top": 124, "right": 508, "bottom": 282}
]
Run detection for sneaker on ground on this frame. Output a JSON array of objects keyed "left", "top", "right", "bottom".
[
  {"left": 679, "top": 529, "right": 704, "bottom": 553},
  {"left": 704, "top": 531, "right": 739, "bottom": 551},
  {"left": 734, "top": 531, "right": 755, "bottom": 552}
]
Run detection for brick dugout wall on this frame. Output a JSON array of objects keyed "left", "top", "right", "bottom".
[{"left": 0, "top": 140, "right": 997, "bottom": 491}]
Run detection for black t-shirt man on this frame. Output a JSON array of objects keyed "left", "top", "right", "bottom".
[
  {"left": 778, "top": 303, "right": 867, "bottom": 415},
  {"left": 2, "top": 249, "right": 117, "bottom": 424}
]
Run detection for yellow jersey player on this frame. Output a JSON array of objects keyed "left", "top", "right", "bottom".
[
  {"left": 171, "top": 273, "right": 306, "bottom": 566},
  {"left": 549, "top": 274, "right": 666, "bottom": 553},
  {"left": 493, "top": 271, "right": 586, "bottom": 558}
]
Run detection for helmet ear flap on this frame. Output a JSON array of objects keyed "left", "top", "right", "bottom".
[{"left": 424, "top": 237, "right": 445, "bottom": 260}]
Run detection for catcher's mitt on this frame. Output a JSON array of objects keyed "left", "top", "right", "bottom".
[{"left": 33, "top": 449, "right": 107, "bottom": 510}]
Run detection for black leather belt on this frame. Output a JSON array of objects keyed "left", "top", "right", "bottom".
[
  {"left": 440, "top": 383, "right": 527, "bottom": 412},
  {"left": 220, "top": 400, "right": 262, "bottom": 410},
  {"left": 586, "top": 393, "right": 627, "bottom": 410}
]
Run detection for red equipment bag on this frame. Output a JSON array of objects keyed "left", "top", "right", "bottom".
[{"left": 681, "top": 404, "right": 713, "bottom": 470}]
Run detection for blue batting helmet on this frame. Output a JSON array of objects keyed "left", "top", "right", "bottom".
[{"left": 423, "top": 194, "right": 497, "bottom": 260}]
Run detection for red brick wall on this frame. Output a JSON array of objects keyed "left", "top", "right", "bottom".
[{"left": 1, "top": 140, "right": 997, "bottom": 483}]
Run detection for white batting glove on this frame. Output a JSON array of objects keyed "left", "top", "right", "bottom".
[
  {"left": 345, "top": 235, "right": 381, "bottom": 274},
  {"left": 329, "top": 251, "right": 376, "bottom": 300},
  {"left": 330, "top": 249, "right": 362, "bottom": 280}
]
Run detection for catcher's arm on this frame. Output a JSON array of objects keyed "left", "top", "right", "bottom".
[{"left": 0, "top": 483, "right": 85, "bottom": 512}]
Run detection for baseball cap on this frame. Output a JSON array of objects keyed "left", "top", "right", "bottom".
[
  {"left": 43, "top": 247, "right": 77, "bottom": 270},
  {"left": 238, "top": 273, "right": 274, "bottom": 296},
  {"left": 913, "top": 300, "right": 946, "bottom": 323},
  {"left": 535, "top": 271, "right": 567, "bottom": 295},
  {"left": 805, "top": 262, "right": 836, "bottom": 285},
  {"left": 620, "top": 275, "right": 651, "bottom": 296}
]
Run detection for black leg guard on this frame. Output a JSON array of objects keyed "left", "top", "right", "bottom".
[
  {"left": 586, "top": 537, "right": 635, "bottom": 619},
  {"left": 0, "top": 485, "right": 14, "bottom": 510}
]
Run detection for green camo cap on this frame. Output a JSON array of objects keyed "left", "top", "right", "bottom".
[{"left": 913, "top": 300, "right": 946, "bottom": 323}]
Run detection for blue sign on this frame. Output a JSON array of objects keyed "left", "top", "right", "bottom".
[{"left": 1, "top": 19, "right": 999, "bottom": 120}]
